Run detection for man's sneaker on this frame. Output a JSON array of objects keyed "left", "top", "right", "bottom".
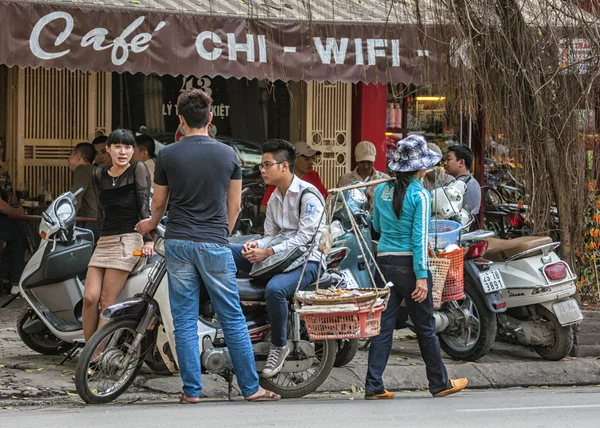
[
  {"left": 433, "top": 378, "right": 469, "bottom": 397},
  {"left": 10, "top": 285, "right": 19, "bottom": 296},
  {"left": 262, "top": 344, "right": 290, "bottom": 378},
  {"left": 364, "top": 389, "right": 395, "bottom": 400}
]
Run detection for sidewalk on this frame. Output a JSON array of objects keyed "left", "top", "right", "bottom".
[{"left": 2, "top": 295, "right": 600, "bottom": 407}]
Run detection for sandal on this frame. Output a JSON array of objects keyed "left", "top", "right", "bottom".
[
  {"left": 179, "top": 393, "right": 200, "bottom": 404},
  {"left": 245, "top": 389, "right": 281, "bottom": 402}
]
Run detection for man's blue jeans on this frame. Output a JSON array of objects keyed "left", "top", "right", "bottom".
[
  {"left": 230, "top": 244, "right": 320, "bottom": 347},
  {"left": 164, "top": 240, "right": 259, "bottom": 398},
  {"left": 365, "top": 255, "right": 450, "bottom": 395}
]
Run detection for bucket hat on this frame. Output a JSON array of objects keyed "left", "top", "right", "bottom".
[{"left": 389, "top": 135, "right": 442, "bottom": 172}]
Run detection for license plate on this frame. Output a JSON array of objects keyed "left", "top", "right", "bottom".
[
  {"left": 553, "top": 299, "right": 583, "bottom": 326},
  {"left": 340, "top": 269, "right": 360, "bottom": 289},
  {"left": 478, "top": 269, "right": 506, "bottom": 294}
]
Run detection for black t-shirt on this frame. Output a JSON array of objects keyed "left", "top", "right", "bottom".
[{"left": 154, "top": 135, "right": 242, "bottom": 244}]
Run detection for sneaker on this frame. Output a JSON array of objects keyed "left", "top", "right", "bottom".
[
  {"left": 364, "top": 389, "right": 395, "bottom": 400},
  {"left": 10, "top": 285, "right": 19, "bottom": 296},
  {"left": 262, "top": 344, "right": 290, "bottom": 378},
  {"left": 433, "top": 378, "right": 469, "bottom": 397}
]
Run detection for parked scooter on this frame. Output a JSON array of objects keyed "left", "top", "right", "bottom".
[
  {"left": 465, "top": 230, "right": 582, "bottom": 360},
  {"left": 74, "top": 227, "right": 337, "bottom": 404},
  {"left": 16, "top": 189, "right": 164, "bottom": 375}
]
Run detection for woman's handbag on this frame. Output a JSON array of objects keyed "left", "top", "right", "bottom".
[{"left": 249, "top": 188, "right": 324, "bottom": 282}]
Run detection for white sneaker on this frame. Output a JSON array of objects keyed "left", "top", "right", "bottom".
[
  {"left": 262, "top": 344, "right": 290, "bottom": 378},
  {"left": 10, "top": 285, "right": 19, "bottom": 296}
]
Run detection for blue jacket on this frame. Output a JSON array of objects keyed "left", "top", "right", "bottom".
[{"left": 373, "top": 178, "right": 430, "bottom": 279}]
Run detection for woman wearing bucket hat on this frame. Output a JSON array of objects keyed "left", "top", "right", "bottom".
[{"left": 364, "top": 134, "right": 468, "bottom": 400}]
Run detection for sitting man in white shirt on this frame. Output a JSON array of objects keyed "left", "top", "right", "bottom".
[{"left": 230, "top": 139, "right": 326, "bottom": 379}]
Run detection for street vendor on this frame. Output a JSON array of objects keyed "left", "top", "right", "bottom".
[
  {"left": 364, "top": 134, "right": 468, "bottom": 400},
  {"left": 337, "top": 141, "right": 390, "bottom": 212}
]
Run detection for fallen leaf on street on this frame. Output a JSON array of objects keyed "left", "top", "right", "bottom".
[{"left": 66, "top": 392, "right": 78, "bottom": 397}]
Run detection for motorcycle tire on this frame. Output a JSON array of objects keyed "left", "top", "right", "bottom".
[
  {"left": 75, "top": 319, "right": 146, "bottom": 404},
  {"left": 533, "top": 306, "right": 574, "bottom": 361},
  {"left": 259, "top": 339, "right": 336, "bottom": 398},
  {"left": 334, "top": 339, "right": 359, "bottom": 367},
  {"left": 17, "top": 309, "right": 76, "bottom": 356},
  {"left": 439, "top": 279, "right": 497, "bottom": 361}
]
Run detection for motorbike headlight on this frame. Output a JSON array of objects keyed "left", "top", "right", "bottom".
[{"left": 154, "top": 237, "right": 166, "bottom": 257}]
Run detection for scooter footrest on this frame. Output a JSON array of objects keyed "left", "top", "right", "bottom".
[{"left": 42, "top": 309, "right": 82, "bottom": 332}]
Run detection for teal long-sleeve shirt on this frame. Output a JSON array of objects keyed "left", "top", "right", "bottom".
[{"left": 373, "top": 178, "right": 430, "bottom": 279}]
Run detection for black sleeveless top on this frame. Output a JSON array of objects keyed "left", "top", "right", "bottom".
[{"left": 92, "top": 162, "right": 151, "bottom": 237}]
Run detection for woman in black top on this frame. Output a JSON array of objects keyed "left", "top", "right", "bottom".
[{"left": 83, "top": 129, "right": 153, "bottom": 342}]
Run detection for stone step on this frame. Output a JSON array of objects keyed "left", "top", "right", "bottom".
[
  {"left": 575, "top": 319, "right": 600, "bottom": 335},
  {"left": 571, "top": 344, "right": 600, "bottom": 358},
  {"left": 574, "top": 332, "right": 600, "bottom": 346},
  {"left": 582, "top": 310, "right": 600, "bottom": 321}
]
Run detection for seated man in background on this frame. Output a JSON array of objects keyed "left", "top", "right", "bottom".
[
  {"left": 260, "top": 141, "right": 327, "bottom": 215},
  {"left": 68, "top": 142, "right": 99, "bottom": 239},
  {"left": 337, "top": 141, "right": 390, "bottom": 212},
  {"left": 92, "top": 135, "right": 111, "bottom": 167}
]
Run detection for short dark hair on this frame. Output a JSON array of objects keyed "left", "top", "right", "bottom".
[
  {"left": 74, "top": 142, "right": 95, "bottom": 164},
  {"left": 135, "top": 134, "right": 156, "bottom": 158},
  {"left": 177, "top": 89, "right": 213, "bottom": 129},
  {"left": 92, "top": 135, "right": 108, "bottom": 146},
  {"left": 448, "top": 145, "right": 474, "bottom": 170},
  {"left": 262, "top": 139, "right": 296, "bottom": 173},
  {"left": 106, "top": 129, "right": 135, "bottom": 147}
]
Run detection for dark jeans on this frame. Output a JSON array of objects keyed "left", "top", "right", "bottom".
[
  {"left": 230, "top": 243, "right": 320, "bottom": 347},
  {"left": 365, "top": 255, "right": 450, "bottom": 395},
  {"left": 0, "top": 217, "right": 26, "bottom": 284}
]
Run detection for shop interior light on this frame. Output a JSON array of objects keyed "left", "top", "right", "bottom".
[{"left": 415, "top": 96, "right": 446, "bottom": 101}]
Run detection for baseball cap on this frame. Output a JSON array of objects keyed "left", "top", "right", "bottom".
[
  {"left": 293, "top": 141, "right": 320, "bottom": 157},
  {"left": 355, "top": 141, "right": 376, "bottom": 163}
]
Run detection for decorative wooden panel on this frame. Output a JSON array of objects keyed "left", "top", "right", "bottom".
[
  {"left": 306, "top": 81, "right": 352, "bottom": 190},
  {"left": 14, "top": 67, "right": 111, "bottom": 198}
]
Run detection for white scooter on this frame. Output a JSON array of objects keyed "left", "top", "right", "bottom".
[
  {"left": 16, "top": 189, "right": 165, "bottom": 372},
  {"left": 462, "top": 230, "right": 583, "bottom": 360}
]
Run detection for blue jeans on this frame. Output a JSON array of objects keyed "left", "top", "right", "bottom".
[
  {"left": 230, "top": 244, "right": 320, "bottom": 347},
  {"left": 165, "top": 240, "right": 259, "bottom": 398},
  {"left": 365, "top": 255, "right": 450, "bottom": 395}
]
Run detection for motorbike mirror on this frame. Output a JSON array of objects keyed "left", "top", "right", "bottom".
[{"left": 73, "top": 187, "right": 84, "bottom": 197}]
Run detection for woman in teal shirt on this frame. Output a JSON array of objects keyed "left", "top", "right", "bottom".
[{"left": 364, "top": 135, "right": 468, "bottom": 400}]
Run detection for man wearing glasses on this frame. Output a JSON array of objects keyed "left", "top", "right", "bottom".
[
  {"left": 259, "top": 141, "right": 328, "bottom": 215},
  {"left": 231, "top": 139, "right": 326, "bottom": 378}
]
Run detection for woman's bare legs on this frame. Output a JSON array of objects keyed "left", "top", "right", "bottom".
[
  {"left": 83, "top": 267, "right": 105, "bottom": 342},
  {"left": 97, "top": 268, "right": 130, "bottom": 331}
]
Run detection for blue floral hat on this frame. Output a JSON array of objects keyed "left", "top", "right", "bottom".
[{"left": 388, "top": 134, "right": 442, "bottom": 172}]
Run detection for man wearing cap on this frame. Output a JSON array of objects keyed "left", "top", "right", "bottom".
[
  {"left": 260, "top": 141, "right": 328, "bottom": 215},
  {"left": 337, "top": 141, "right": 390, "bottom": 212}
]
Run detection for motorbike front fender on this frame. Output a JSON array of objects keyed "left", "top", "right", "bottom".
[
  {"left": 100, "top": 294, "right": 149, "bottom": 322},
  {"left": 464, "top": 260, "right": 507, "bottom": 313}
]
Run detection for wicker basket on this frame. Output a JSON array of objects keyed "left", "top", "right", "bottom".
[
  {"left": 301, "top": 306, "right": 385, "bottom": 340},
  {"left": 295, "top": 288, "right": 389, "bottom": 306},
  {"left": 429, "top": 258, "right": 451, "bottom": 310},
  {"left": 437, "top": 248, "right": 465, "bottom": 302}
]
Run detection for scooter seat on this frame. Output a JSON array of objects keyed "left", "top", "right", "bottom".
[
  {"left": 483, "top": 236, "right": 553, "bottom": 262},
  {"left": 237, "top": 273, "right": 333, "bottom": 302}
]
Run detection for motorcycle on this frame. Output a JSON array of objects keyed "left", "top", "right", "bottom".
[
  {"left": 74, "top": 227, "right": 338, "bottom": 404},
  {"left": 470, "top": 231, "right": 583, "bottom": 360},
  {"left": 15, "top": 189, "right": 166, "bottom": 375}
]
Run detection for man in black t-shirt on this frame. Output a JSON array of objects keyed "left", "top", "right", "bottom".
[{"left": 136, "top": 89, "right": 280, "bottom": 403}]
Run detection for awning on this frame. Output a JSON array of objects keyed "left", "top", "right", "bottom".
[{"left": 0, "top": 0, "right": 439, "bottom": 84}]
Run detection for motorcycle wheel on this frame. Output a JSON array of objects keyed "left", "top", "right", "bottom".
[
  {"left": 75, "top": 319, "right": 146, "bottom": 404},
  {"left": 17, "top": 309, "right": 76, "bottom": 355},
  {"left": 259, "top": 325, "right": 336, "bottom": 398},
  {"left": 334, "top": 339, "right": 359, "bottom": 367},
  {"left": 438, "top": 279, "right": 497, "bottom": 361},
  {"left": 533, "top": 306, "right": 574, "bottom": 361}
]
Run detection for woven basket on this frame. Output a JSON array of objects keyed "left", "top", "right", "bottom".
[
  {"left": 437, "top": 248, "right": 465, "bottom": 302},
  {"left": 295, "top": 288, "right": 389, "bottom": 306},
  {"left": 301, "top": 306, "right": 385, "bottom": 340},
  {"left": 429, "top": 258, "right": 451, "bottom": 310}
]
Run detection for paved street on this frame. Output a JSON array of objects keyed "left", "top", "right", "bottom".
[{"left": 2, "top": 387, "right": 600, "bottom": 428}]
